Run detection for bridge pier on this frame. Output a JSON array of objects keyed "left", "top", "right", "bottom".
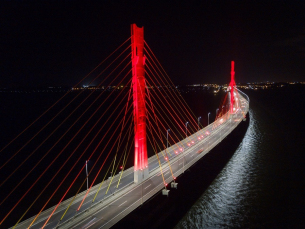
[{"left": 134, "top": 167, "right": 149, "bottom": 183}]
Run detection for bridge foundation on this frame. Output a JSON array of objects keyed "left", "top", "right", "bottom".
[{"left": 134, "top": 168, "right": 149, "bottom": 183}]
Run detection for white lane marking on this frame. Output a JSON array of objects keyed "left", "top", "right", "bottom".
[
  {"left": 81, "top": 217, "right": 97, "bottom": 229},
  {"left": 157, "top": 168, "right": 169, "bottom": 176},
  {"left": 118, "top": 201, "right": 127, "bottom": 207},
  {"left": 43, "top": 222, "right": 51, "bottom": 228},
  {"left": 84, "top": 200, "right": 92, "bottom": 205},
  {"left": 144, "top": 184, "right": 151, "bottom": 189}
]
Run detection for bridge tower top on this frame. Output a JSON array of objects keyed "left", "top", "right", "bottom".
[{"left": 131, "top": 24, "right": 149, "bottom": 183}]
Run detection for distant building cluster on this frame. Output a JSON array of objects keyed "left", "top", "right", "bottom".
[
  {"left": 236, "top": 81, "right": 305, "bottom": 90},
  {"left": 0, "top": 82, "right": 304, "bottom": 93},
  {"left": 72, "top": 85, "right": 124, "bottom": 91},
  {"left": 0, "top": 86, "right": 70, "bottom": 93}
]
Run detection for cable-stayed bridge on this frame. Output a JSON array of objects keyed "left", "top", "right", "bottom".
[{"left": 0, "top": 24, "right": 249, "bottom": 229}]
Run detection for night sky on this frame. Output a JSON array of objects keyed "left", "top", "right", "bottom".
[{"left": 1, "top": 1, "right": 305, "bottom": 87}]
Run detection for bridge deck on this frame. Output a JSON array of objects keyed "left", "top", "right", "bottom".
[{"left": 13, "top": 90, "right": 249, "bottom": 229}]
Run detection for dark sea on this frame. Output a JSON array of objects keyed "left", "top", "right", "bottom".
[{"left": 1, "top": 85, "right": 305, "bottom": 229}]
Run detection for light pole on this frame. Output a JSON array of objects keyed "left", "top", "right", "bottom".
[
  {"left": 208, "top": 112, "right": 211, "bottom": 125},
  {"left": 85, "top": 160, "right": 89, "bottom": 190},
  {"left": 216, "top": 108, "right": 219, "bottom": 120},
  {"left": 166, "top": 129, "right": 170, "bottom": 149},
  {"left": 185, "top": 122, "right": 188, "bottom": 138},
  {"left": 197, "top": 116, "right": 201, "bottom": 131}
]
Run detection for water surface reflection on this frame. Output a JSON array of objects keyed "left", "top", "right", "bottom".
[{"left": 175, "top": 106, "right": 286, "bottom": 228}]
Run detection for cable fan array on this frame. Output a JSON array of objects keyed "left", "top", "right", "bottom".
[{"left": 0, "top": 37, "right": 205, "bottom": 229}]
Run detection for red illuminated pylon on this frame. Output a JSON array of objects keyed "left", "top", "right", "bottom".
[
  {"left": 131, "top": 24, "right": 149, "bottom": 182},
  {"left": 229, "top": 61, "right": 236, "bottom": 113}
]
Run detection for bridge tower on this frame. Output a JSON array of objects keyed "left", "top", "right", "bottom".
[
  {"left": 229, "top": 61, "right": 236, "bottom": 113},
  {"left": 131, "top": 24, "right": 149, "bottom": 183}
]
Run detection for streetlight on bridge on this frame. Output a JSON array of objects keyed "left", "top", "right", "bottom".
[
  {"left": 208, "top": 112, "right": 211, "bottom": 125},
  {"left": 197, "top": 116, "right": 201, "bottom": 131},
  {"left": 221, "top": 106, "right": 225, "bottom": 119},
  {"left": 185, "top": 122, "right": 188, "bottom": 138},
  {"left": 166, "top": 129, "right": 170, "bottom": 149},
  {"left": 85, "top": 160, "right": 89, "bottom": 190},
  {"left": 216, "top": 108, "right": 219, "bottom": 119}
]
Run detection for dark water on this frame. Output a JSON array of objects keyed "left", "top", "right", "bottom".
[
  {"left": 174, "top": 86, "right": 305, "bottom": 229},
  {"left": 1, "top": 86, "right": 305, "bottom": 228}
]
